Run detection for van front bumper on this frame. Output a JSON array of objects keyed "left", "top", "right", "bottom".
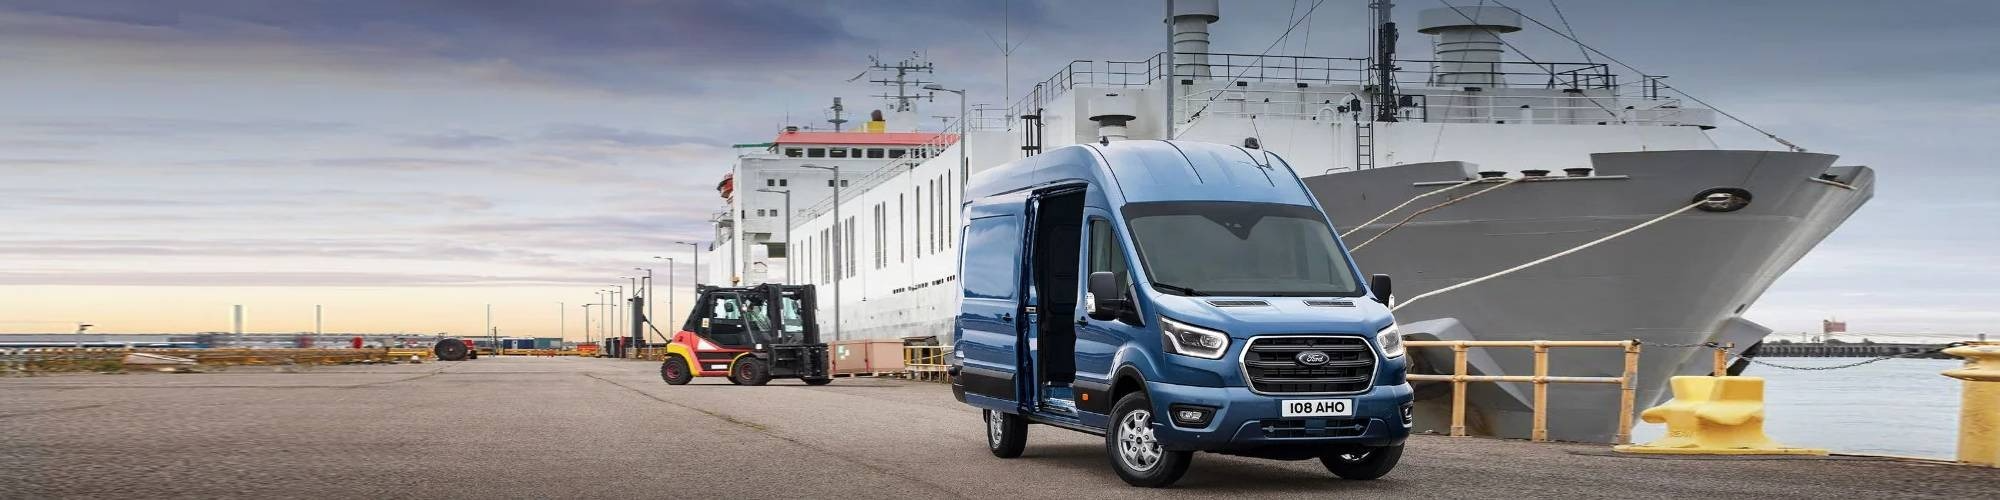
[{"left": 1145, "top": 379, "right": 1413, "bottom": 453}]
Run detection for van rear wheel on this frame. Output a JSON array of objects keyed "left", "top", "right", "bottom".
[
  {"left": 984, "top": 409, "right": 1028, "bottom": 458},
  {"left": 1107, "top": 392, "right": 1192, "bottom": 487},
  {"left": 1320, "top": 444, "right": 1403, "bottom": 480}
]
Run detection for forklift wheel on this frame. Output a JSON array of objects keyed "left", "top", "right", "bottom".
[
  {"left": 803, "top": 378, "right": 833, "bottom": 386},
  {"left": 731, "top": 358, "right": 772, "bottom": 386},
  {"left": 661, "top": 356, "right": 693, "bottom": 385}
]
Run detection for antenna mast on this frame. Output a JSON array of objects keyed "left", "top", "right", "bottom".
[
  {"left": 1369, "top": 1, "right": 1401, "bottom": 122},
  {"left": 826, "top": 97, "right": 848, "bottom": 132},
  {"left": 867, "top": 53, "right": 936, "bottom": 113}
]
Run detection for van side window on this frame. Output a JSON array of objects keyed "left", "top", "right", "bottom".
[
  {"left": 1088, "top": 218, "right": 1131, "bottom": 299},
  {"left": 962, "top": 217, "right": 1021, "bottom": 300}
]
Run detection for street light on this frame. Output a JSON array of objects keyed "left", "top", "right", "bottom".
[
  {"left": 653, "top": 256, "right": 677, "bottom": 334},
  {"left": 799, "top": 164, "right": 842, "bottom": 342},
  {"left": 674, "top": 241, "right": 701, "bottom": 287},
  {"left": 756, "top": 188, "right": 793, "bottom": 285},
  {"left": 611, "top": 284, "right": 624, "bottom": 354},
  {"left": 580, "top": 303, "right": 597, "bottom": 345},
  {"left": 922, "top": 83, "right": 968, "bottom": 199}
]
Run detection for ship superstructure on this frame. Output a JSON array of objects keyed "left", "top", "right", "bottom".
[{"left": 703, "top": 1, "right": 1873, "bottom": 443}]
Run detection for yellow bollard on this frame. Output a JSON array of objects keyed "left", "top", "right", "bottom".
[
  {"left": 1942, "top": 344, "right": 2000, "bottom": 467},
  {"left": 1614, "top": 376, "right": 1826, "bottom": 455}
]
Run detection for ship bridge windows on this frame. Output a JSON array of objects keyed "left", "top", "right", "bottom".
[
  {"left": 889, "top": 149, "right": 908, "bottom": 159},
  {"left": 785, "top": 148, "right": 804, "bottom": 158},
  {"left": 867, "top": 148, "right": 885, "bottom": 159},
  {"left": 830, "top": 148, "right": 849, "bottom": 158},
  {"left": 807, "top": 148, "right": 827, "bottom": 158}
]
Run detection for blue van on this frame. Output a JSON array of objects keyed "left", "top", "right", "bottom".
[{"left": 950, "top": 140, "right": 1413, "bottom": 487}]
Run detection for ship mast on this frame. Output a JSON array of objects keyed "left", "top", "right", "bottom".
[{"left": 1369, "top": 0, "right": 1401, "bottom": 122}]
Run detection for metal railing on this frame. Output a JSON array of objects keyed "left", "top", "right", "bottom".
[
  {"left": 795, "top": 123, "right": 959, "bottom": 220},
  {"left": 903, "top": 345, "right": 952, "bottom": 383},
  {"left": 1, "top": 347, "right": 420, "bottom": 374},
  {"left": 1404, "top": 340, "right": 1641, "bottom": 444}
]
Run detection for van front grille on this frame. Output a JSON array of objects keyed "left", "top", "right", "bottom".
[{"left": 1241, "top": 336, "right": 1375, "bottom": 394}]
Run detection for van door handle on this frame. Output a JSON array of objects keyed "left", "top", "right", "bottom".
[{"left": 998, "top": 312, "right": 1013, "bottom": 322}]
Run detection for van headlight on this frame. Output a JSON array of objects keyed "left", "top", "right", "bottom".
[
  {"left": 1160, "top": 317, "right": 1229, "bottom": 360},
  {"left": 1377, "top": 323, "right": 1405, "bottom": 358}
]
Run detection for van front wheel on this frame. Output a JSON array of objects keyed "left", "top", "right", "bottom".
[
  {"left": 1107, "top": 392, "right": 1192, "bottom": 487},
  {"left": 984, "top": 409, "right": 1028, "bottom": 458},
  {"left": 1320, "top": 444, "right": 1403, "bottom": 480}
]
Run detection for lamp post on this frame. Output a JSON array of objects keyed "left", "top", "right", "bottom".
[
  {"left": 558, "top": 301, "right": 565, "bottom": 345},
  {"left": 611, "top": 284, "right": 624, "bottom": 354},
  {"left": 922, "top": 83, "right": 969, "bottom": 198},
  {"left": 581, "top": 303, "right": 596, "bottom": 346},
  {"left": 622, "top": 275, "right": 640, "bottom": 357},
  {"left": 675, "top": 241, "right": 701, "bottom": 287},
  {"left": 800, "top": 164, "right": 842, "bottom": 342},
  {"left": 756, "top": 188, "right": 793, "bottom": 284},
  {"left": 653, "top": 256, "right": 676, "bottom": 333}
]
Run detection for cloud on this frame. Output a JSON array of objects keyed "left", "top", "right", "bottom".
[
  {"left": 9, "top": 117, "right": 355, "bottom": 138},
  {"left": 0, "top": 0, "right": 876, "bottom": 95},
  {"left": 536, "top": 124, "right": 725, "bottom": 148},
  {"left": 0, "top": 270, "right": 603, "bottom": 287},
  {"left": 398, "top": 131, "right": 512, "bottom": 150}
]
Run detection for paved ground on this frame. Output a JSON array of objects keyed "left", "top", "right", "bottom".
[{"left": 2, "top": 356, "right": 1993, "bottom": 499}]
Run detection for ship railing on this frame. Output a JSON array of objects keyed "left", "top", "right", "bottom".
[
  {"left": 1175, "top": 87, "right": 1696, "bottom": 127},
  {"left": 1001, "top": 50, "right": 1664, "bottom": 123},
  {"left": 1403, "top": 340, "right": 1641, "bottom": 444},
  {"left": 795, "top": 123, "right": 958, "bottom": 220}
]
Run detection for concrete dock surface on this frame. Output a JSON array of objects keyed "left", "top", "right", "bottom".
[{"left": 3, "top": 356, "right": 1993, "bottom": 499}]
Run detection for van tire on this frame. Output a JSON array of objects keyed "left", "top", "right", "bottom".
[
  {"left": 731, "top": 357, "right": 772, "bottom": 386},
  {"left": 1320, "top": 444, "right": 1403, "bottom": 480},
  {"left": 984, "top": 409, "right": 1028, "bottom": 458},
  {"left": 661, "top": 356, "right": 693, "bottom": 385},
  {"left": 1107, "top": 392, "right": 1192, "bottom": 487}
]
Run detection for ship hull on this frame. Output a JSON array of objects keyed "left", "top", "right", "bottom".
[{"left": 1304, "top": 150, "right": 1874, "bottom": 442}]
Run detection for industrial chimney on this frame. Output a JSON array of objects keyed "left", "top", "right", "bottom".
[
  {"left": 1415, "top": 6, "right": 1522, "bottom": 88},
  {"left": 1169, "top": 0, "right": 1221, "bottom": 79}
]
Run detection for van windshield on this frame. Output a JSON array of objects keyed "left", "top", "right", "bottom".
[{"left": 1123, "top": 201, "right": 1361, "bottom": 297}]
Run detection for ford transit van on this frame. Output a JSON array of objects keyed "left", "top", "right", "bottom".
[{"left": 951, "top": 140, "right": 1413, "bottom": 487}]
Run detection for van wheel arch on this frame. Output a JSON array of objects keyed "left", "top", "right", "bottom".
[{"left": 1110, "top": 368, "right": 1147, "bottom": 408}]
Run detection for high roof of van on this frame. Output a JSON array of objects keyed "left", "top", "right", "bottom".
[{"left": 966, "top": 140, "right": 1318, "bottom": 208}]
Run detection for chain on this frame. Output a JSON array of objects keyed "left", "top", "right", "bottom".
[{"left": 1637, "top": 341, "right": 1968, "bottom": 372}]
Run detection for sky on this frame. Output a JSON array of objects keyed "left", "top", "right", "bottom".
[{"left": 1, "top": 0, "right": 1995, "bottom": 340}]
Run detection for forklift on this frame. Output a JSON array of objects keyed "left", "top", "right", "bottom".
[{"left": 659, "top": 283, "right": 832, "bottom": 386}]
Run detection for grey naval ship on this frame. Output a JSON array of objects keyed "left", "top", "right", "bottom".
[{"left": 701, "top": 1, "right": 1873, "bottom": 442}]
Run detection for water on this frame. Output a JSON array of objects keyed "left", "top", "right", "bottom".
[{"left": 1630, "top": 358, "right": 1965, "bottom": 459}]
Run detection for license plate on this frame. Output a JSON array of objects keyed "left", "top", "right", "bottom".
[{"left": 1281, "top": 399, "right": 1354, "bottom": 417}]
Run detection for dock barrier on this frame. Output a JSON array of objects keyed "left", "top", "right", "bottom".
[
  {"left": 1403, "top": 340, "right": 1639, "bottom": 443},
  {"left": 1, "top": 347, "right": 421, "bottom": 374},
  {"left": 904, "top": 345, "right": 952, "bottom": 383},
  {"left": 1943, "top": 343, "right": 2000, "bottom": 467}
]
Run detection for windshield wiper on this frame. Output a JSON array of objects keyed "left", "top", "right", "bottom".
[{"left": 1151, "top": 282, "right": 1206, "bottom": 296}]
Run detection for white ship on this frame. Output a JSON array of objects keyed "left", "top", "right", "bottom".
[{"left": 700, "top": 1, "right": 1873, "bottom": 443}]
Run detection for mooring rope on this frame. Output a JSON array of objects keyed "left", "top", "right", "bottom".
[
  {"left": 1352, "top": 178, "right": 1522, "bottom": 251},
  {"left": 1391, "top": 197, "right": 1717, "bottom": 313}
]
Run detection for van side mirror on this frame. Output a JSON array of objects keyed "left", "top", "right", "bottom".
[
  {"left": 1087, "top": 271, "right": 1123, "bottom": 320},
  {"left": 1369, "top": 274, "right": 1393, "bottom": 305}
]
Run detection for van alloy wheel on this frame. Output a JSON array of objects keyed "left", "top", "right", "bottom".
[
  {"left": 984, "top": 409, "right": 1027, "bottom": 458},
  {"left": 1116, "top": 409, "right": 1162, "bottom": 472},
  {"left": 988, "top": 411, "right": 1005, "bottom": 444}
]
